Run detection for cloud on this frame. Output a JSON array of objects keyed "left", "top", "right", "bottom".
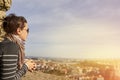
[
  {"left": 8, "top": 0, "right": 120, "bottom": 58},
  {"left": 26, "top": 19, "right": 120, "bottom": 58},
  {"left": 9, "top": 0, "right": 120, "bottom": 27}
]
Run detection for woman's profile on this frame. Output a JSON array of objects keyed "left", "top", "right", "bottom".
[{"left": 0, "top": 14, "right": 36, "bottom": 80}]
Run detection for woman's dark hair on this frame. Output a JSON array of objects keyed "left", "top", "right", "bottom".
[{"left": 3, "top": 14, "right": 27, "bottom": 34}]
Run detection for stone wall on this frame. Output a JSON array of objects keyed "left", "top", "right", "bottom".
[{"left": 0, "top": 0, "right": 12, "bottom": 41}]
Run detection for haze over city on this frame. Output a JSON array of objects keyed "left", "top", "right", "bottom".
[{"left": 7, "top": 0, "right": 120, "bottom": 59}]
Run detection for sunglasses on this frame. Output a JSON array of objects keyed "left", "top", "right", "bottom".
[
  {"left": 27, "top": 28, "right": 29, "bottom": 33},
  {"left": 23, "top": 28, "right": 29, "bottom": 33}
]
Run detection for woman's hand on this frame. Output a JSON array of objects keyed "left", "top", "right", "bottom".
[{"left": 25, "top": 59, "right": 36, "bottom": 72}]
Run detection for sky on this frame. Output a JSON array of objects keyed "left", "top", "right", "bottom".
[{"left": 7, "top": 0, "right": 120, "bottom": 59}]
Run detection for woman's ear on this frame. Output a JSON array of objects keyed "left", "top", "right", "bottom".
[{"left": 16, "top": 28, "right": 22, "bottom": 35}]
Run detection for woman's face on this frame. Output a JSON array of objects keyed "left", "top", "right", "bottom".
[{"left": 17, "top": 23, "right": 29, "bottom": 41}]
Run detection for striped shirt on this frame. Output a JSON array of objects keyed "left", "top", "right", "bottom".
[{"left": 0, "top": 38, "right": 28, "bottom": 80}]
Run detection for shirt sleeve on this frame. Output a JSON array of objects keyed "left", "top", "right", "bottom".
[{"left": 14, "top": 64, "right": 28, "bottom": 80}]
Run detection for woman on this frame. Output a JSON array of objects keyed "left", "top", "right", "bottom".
[{"left": 0, "top": 14, "right": 36, "bottom": 80}]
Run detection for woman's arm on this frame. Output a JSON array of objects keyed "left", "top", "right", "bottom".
[{"left": 14, "top": 64, "right": 28, "bottom": 79}]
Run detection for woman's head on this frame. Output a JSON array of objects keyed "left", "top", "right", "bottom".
[{"left": 3, "top": 14, "right": 29, "bottom": 41}]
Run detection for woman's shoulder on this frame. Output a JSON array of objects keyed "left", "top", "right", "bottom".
[{"left": 0, "top": 38, "right": 19, "bottom": 51}]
